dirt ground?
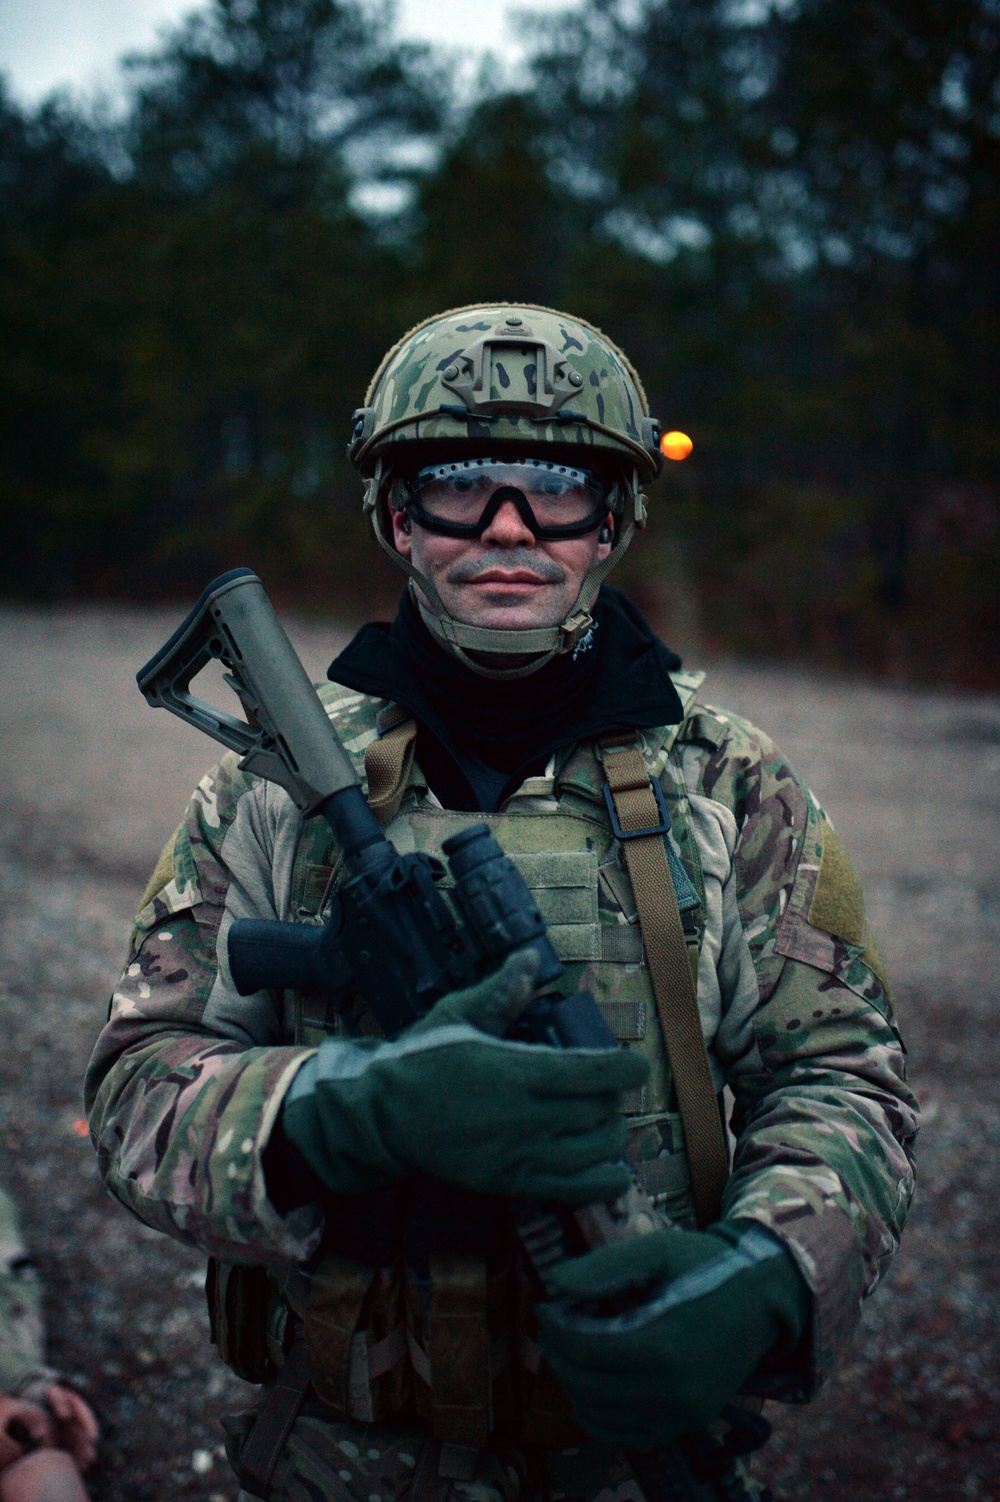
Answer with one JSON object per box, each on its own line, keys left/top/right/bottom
{"left": 0, "top": 603, "right": 997, "bottom": 1502}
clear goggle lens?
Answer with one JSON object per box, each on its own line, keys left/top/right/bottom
{"left": 405, "top": 457, "right": 608, "bottom": 538}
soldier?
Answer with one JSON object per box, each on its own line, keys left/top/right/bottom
{"left": 0, "top": 1185, "right": 97, "bottom": 1501}
{"left": 85, "top": 304, "right": 917, "bottom": 1502}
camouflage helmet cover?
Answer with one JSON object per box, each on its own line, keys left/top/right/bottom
{"left": 349, "top": 303, "right": 664, "bottom": 481}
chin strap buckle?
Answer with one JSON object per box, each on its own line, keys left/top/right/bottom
{"left": 558, "top": 611, "right": 594, "bottom": 652}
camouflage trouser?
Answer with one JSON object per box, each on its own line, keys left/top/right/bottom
{"left": 225, "top": 1402, "right": 769, "bottom": 1502}
{"left": 0, "top": 1185, "right": 49, "bottom": 1393}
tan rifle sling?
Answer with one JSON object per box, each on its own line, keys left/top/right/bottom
{"left": 599, "top": 736, "right": 729, "bottom": 1227}
{"left": 365, "top": 705, "right": 418, "bottom": 824}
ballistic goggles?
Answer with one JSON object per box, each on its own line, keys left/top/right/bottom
{"left": 402, "top": 457, "right": 611, "bottom": 540}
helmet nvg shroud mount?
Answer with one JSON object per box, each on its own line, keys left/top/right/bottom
{"left": 348, "top": 303, "right": 664, "bottom": 678}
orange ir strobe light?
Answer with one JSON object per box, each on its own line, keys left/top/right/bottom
{"left": 660, "top": 430, "right": 693, "bottom": 461}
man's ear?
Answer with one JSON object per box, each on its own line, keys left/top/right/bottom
{"left": 391, "top": 506, "right": 412, "bottom": 556}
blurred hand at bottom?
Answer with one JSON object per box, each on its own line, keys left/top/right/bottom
{"left": 0, "top": 1448, "right": 90, "bottom": 1502}
{"left": 37, "top": 1389, "right": 97, "bottom": 1473}
{"left": 0, "top": 1386, "right": 97, "bottom": 1502}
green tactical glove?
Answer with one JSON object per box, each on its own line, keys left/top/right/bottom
{"left": 282, "top": 951, "right": 649, "bottom": 1205}
{"left": 537, "top": 1220, "right": 812, "bottom": 1449}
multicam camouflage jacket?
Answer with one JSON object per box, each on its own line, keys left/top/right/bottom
{"left": 85, "top": 668, "right": 917, "bottom": 1407}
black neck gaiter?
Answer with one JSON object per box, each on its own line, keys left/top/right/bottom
{"left": 329, "top": 586, "right": 684, "bottom": 812}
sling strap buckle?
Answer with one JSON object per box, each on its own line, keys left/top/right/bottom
{"left": 600, "top": 744, "right": 701, "bottom": 916}
{"left": 603, "top": 773, "right": 671, "bottom": 842}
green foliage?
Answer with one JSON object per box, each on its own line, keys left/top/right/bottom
{"left": 0, "top": 0, "right": 997, "bottom": 680}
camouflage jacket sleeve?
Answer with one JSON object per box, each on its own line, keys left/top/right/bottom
{"left": 0, "top": 1185, "right": 56, "bottom": 1393}
{"left": 675, "top": 706, "right": 918, "bottom": 1397}
{"left": 84, "top": 755, "right": 323, "bottom": 1267}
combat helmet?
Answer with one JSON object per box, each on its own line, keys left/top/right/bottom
{"left": 348, "top": 302, "right": 664, "bottom": 677}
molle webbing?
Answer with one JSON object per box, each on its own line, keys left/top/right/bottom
{"left": 306, "top": 1255, "right": 375, "bottom": 1414}
{"left": 237, "top": 1336, "right": 312, "bottom": 1498}
{"left": 599, "top": 737, "right": 729, "bottom": 1227}
{"left": 427, "top": 1254, "right": 492, "bottom": 1447}
{"left": 363, "top": 708, "right": 725, "bottom": 1225}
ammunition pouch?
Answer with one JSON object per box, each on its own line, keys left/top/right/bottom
{"left": 206, "top": 1259, "right": 275, "bottom": 1386}
{"left": 207, "top": 1176, "right": 586, "bottom": 1447}
{"left": 300, "top": 1244, "right": 583, "bottom": 1447}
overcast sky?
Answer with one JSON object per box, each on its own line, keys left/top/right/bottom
{"left": 0, "top": 0, "right": 580, "bottom": 104}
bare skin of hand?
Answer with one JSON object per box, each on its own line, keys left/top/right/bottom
{"left": 0, "top": 1388, "right": 98, "bottom": 1473}
{"left": 42, "top": 1388, "right": 98, "bottom": 1472}
{"left": 0, "top": 1399, "right": 50, "bottom": 1473}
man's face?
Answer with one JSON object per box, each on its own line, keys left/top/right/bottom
{"left": 391, "top": 457, "right": 614, "bottom": 631}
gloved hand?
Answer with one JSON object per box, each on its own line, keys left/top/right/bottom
{"left": 536, "top": 1219, "right": 812, "bottom": 1448}
{"left": 282, "top": 951, "right": 649, "bottom": 1205}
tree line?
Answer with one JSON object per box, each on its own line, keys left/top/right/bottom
{"left": 1, "top": 0, "right": 997, "bottom": 683}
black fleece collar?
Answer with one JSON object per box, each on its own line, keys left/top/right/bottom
{"left": 328, "top": 586, "right": 683, "bottom": 812}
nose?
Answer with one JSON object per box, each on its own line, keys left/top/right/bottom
{"left": 479, "top": 494, "right": 536, "bottom": 547}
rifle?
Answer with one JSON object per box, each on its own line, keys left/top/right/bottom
{"left": 138, "top": 568, "right": 769, "bottom": 1501}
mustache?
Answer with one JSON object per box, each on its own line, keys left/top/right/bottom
{"left": 446, "top": 549, "right": 566, "bottom": 585}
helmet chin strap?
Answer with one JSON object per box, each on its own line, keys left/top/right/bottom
{"left": 412, "top": 593, "right": 560, "bottom": 680}
{"left": 364, "top": 462, "right": 643, "bottom": 681}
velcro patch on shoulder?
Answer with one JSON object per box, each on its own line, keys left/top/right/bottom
{"left": 136, "top": 827, "right": 178, "bottom": 916}
{"left": 859, "top": 922, "right": 894, "bottom": 1003}
{"left": 807, "top": 822, "right": 865, "bottom": 945}
{"left": 676, "top": 710, "right": 727, "bottom": 751}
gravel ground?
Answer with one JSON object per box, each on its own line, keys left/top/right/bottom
{"left": 0, "top": 604, "right": 997, "bottom": 1502}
